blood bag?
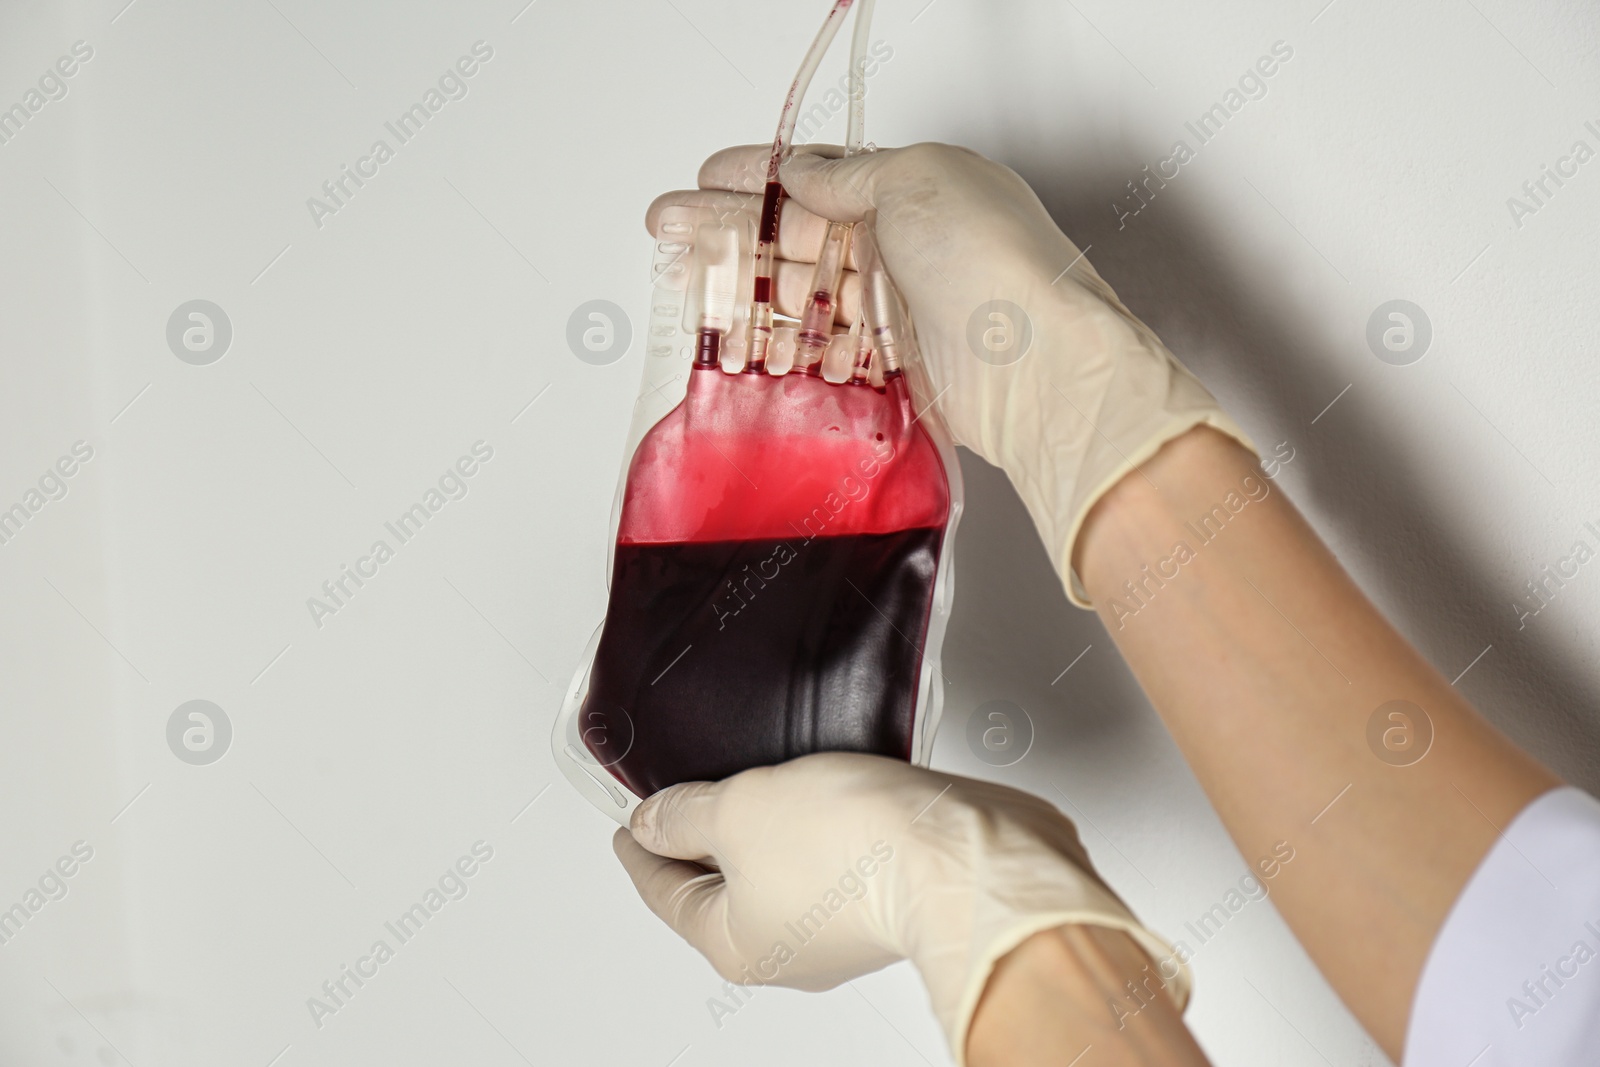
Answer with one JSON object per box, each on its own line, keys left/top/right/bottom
{"left": 552, "top": 205, "right": 962, "bottom": 823}
{"left": 552, "top": 0, "right": 961, "bottom": 824}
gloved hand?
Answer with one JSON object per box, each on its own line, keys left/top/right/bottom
{"left": 613, "top": 752, "right": 1190, "bottom": 1064}
{"left": 647, "top": 143, "right": 1253, "bottom": 605}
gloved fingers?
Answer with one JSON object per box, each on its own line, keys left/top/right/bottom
{"left": 777, "top": 150, "right": 889, "bottom": 224}
{"left": 644, "top": 188, "right": 759, "bottom": 238}
{"left": 646, "top": 189, "right": 858, "bottom": 270}
{"left": 695, "top": 143, "right": 894, "bottom": 228}
{"left": 696, "top": 143, "right": 845, "bottom": 194}
{"left": 631, "top": 779, "right": 730, "bottom": 862}
{"left": 613, "top": 828, "right": 737, "bottom": 965}
{"left": 613, "top": 825, "right": 711, "bottom": 888}
{"left": 774, "top": 259, "right": 861, "bottom": 325}
{"left": 772, "top": 205, "right": 860, "bottom": 270}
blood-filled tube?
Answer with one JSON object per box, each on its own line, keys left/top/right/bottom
{"left": 744, "top": 184, "right": 782, "bottom": 373}
{"left": 745, "top": 0, "right": 855, "bottom": 373}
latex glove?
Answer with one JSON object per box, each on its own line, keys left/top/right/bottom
{"left": 613, "top": 752, "right": 1190, "bottom": 1064}
{"left": 648, "top": 143, "right": 1253, "bottom": 605}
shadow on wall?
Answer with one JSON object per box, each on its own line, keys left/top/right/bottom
{"left": 938, "top": 139, "right": 1600, "bottom": 795}
{"left": 941, "top": 447, "right": 1120, "bottom": 743}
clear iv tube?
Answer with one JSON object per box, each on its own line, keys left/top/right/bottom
{"left": 745, "top": 0, "right": 856, "bottom": 373}
{"left": 796, "top": 0, "right": 877, "bottom": 375}
{"left": 842, "top": 0, "right": 877, "bottom": 384}
{"left": 769, "top": 0, "right": 856, "bottom": 174}
{"left": 845, "top": 0, "right": 874, "bottom": 154}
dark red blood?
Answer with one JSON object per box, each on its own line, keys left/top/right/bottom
{"left": 758, "top": 180, "right": 784, "bottom": 245}
{"left": 584, "top": 529, "right": 941, "bottom": 797}
{"left": 694, "top": 328, "right": 720, "bottom": 367}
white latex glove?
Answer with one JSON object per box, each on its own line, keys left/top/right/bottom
{"left": 649, "top": 143, "right": 1253, "bottom": 605}
{"left": 613, "top": 752, "right": 1190, "bottom": 1064}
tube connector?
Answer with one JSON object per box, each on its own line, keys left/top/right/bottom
{"left": 796, "top": 220, "right": 853, "bottom": 373}
{"left": 855, "top": 217, "right": 902, "bottom": 374}
{"left": 685, "top": 220, "right": 739, "bottom": 368}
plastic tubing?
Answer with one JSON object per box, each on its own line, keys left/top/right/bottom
{"left": 794, "top": 222, "right": 852, "bottom": 371}
{"left": 768, "top": 0, "right": 856, "bottom": 178}
{"left": 744, "top": 0, "right": 856, "bottom": 374}
{"left": 843, "top": 0, "right": 877, "bottom": 383}
{"left": 796, "top": 0, "right": 876, "bottom": 374}
{"left": 855, "top": 216, "right": 905, "bottom": 375}
{"left": 845, "top": 0, "right": 874, "bottom": 154}
{"left": 836, "top": 1, "right": 914, "bottom": 383}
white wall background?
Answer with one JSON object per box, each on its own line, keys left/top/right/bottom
{"left": 1, "top": 0, "right": 1596, "bottom": 1064}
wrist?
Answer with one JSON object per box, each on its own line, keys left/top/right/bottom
{"left": 966, "top": 924, "right": 1205, "bottom": 1067}
{"left": 1072, "top": 424, "right": 1265, "bottom": 607}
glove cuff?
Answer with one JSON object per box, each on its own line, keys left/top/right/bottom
{"left": 1060, "top": 407, "right": 1256, "bottom": 607}
{"left": 998, "top": 336, "right": 1257, "bottom": 610}
{"left": 926, "top": 905, "right": 1193, "bottom": 1067}
{"left": 904, "top": 835, "right": 1194, "bottom": 1067}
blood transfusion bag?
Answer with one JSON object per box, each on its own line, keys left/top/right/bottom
{"left": 552, "top": 0, "right": 962, "bottom": 823}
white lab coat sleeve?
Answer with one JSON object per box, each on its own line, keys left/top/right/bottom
{"left": 1403, "top": 786, "right": 1600, "bottom": 1067}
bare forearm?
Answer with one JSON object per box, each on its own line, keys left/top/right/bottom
{"left": 968, "top": 925, "right": 1211, "bottom": 1067}
{"left": 1069, "top": 426, "right": 1556, "bottom": 1057}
